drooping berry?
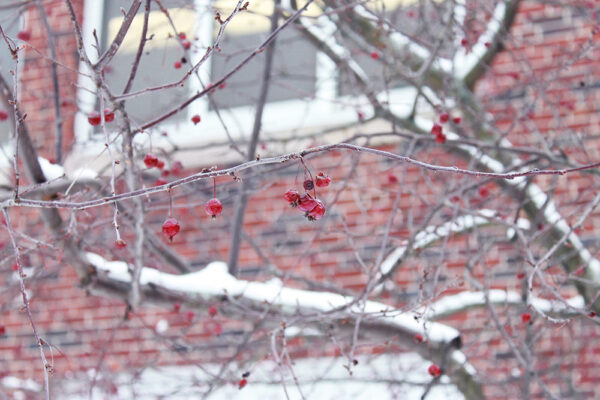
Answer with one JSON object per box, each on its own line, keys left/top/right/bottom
{"left": 315, "top": 172, "right": 331, "bottom": 188}
{"left": 589, "top": 311, "right": 597, "bottom": 318}
{"left": 521, "top": 312, "right": 531, "bottom": 324}
{"left": 388, "top": 173, "right": 398, "bottom": 184}
{"left": 156, "top": 159, "right": 165, "bottom": 170}
{"left": 174, "top": 61, "right": 182, "bottom": 69}
{"left": 439, "top": 112, "right": 450, "bottom": 123}
{"left": 370, "top": 51, "right": 379, "bottom": 60}
{"left": 115, "top": 239, "right": 127, "bottom": 248}
{"left": 435, "top": 133, "right": 446, "bottom": 144}
{"left": 171, "top": 161, "right": 184, "bottom": 175}
{"left": 87, "top": 111, "right": 101, "bottom": 126}
{"left": 103, "top": 108, "right": 115, "bottom": 122}
{"left": 238, "top": 379, "right": 248, "bottom": 389}
{"left": 219, "top": 83, "right": 227, "bottom": 89}
{"left": 297, "top": 192, "right": 318, "bottom": 212}
{"left": 306, "top": 199, "right": 325, "bottom": 221}
{"left": 284, "top": 189, "right": 300, "bottom": 207}
{"left": 208, "top": 305, "right": 218, "bottom": 317}
{"left": 179, "top": 32, "right": 186, "bottom": 40}
{"left": 162, "top": 217, "right": 181, "bottom": 240}
{"left": 303, "top": 179, "right": 314, "bottom": 191}
{"left": 17, "top": 30, "right": 31, "bottom": 41}
{"left": 154, "top": 178, "right": 167, "bottom": 186}
{"left": 182, "top": 40, "right": 191, "bottom": 50}
{"left": 452, "top": 116, "right": 462, "bottom": 124}
{"left": 0, "top": 110, "right": 8, "bottom": 121}
{"left": 428, "top": 364, "right": 441, "bottom": 378}
{"left": 205, "top": 198, "right": 223, "bottom": 218}
{"left": 191, "top": 114, "right": 201, "bottom": 125}
{"left": 161, "top": 170, "right": 169, "bottom": 177}
{"left": 414, "top": 333, "right": 424, "bottom": 343}
{"left": 144, "top": 153, "right": 159, "bottom": 168}
{"left": 431, "top": 123, "right": 442, "bottom": 136}
{"left": 461, "top": 38, "right": 469, "bottom": 47}
{"left": 478, "top": 185, "right": 490, "bottom": 198}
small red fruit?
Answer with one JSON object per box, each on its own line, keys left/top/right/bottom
{"left": 161, "top": 170, "right": 169, "bottom": 177}
{"left": 284, "top": 189, "right": 300, "bottom": 207}
{"left": 461, "top": 38, "right": 469, "bottom": 47}
{"left": 238, "top": 378, "right": 247, "bottom": 389}
{"left": 11, "top": 263, "right": 18, "bottom": 271}
{"left": 388, "top": 173, "right": 398, "bottom": 184}
{"left": 428, "top": 364, "right": 441, "bottom": 378}
{"left": 315, "top": 172, "right": 331, "bottom": 188}
{"left": 103, "top": 108, "right": 115, "bottom": 122}
{"left": 143, "top": 153, "right": 159, "bottom": 168}
{"left": 17, "top": 30, "right": 31, "bottom": 41}
{"left": 414, "top": 333, "right": 424, "bottom": 343}
{"left": 182, "top": 40, "right": 191, "bottom": 50}
{"left": 484, "top": 42, "right": 491, "bottom": 48}
{"left": 439, "top": 112, "right": 450, "bottom": 123}
{"left": 516, "top": 271, "right": 526, "bottom": 279}
{"left": 303, "top": 179, "right": 314, "bottom": 190}
{"left": 173, "top": 302, "right": 181, "bottom": 312}
{"left": 307, "top": 199, "right": 325, "bottom": 221}
{"left": 370, "top": 51, "right": 379, "bottom": 60}
{"left": 205, "top": 198, "right": 223, "bottom": 218}
{"left": 191, "top": 114, "right": 201, "bottom": 125}
{"left": 435, "top": 133, "right": 446, "bottom": 144}
{"left": 521, "top": 312, "right": 532, "bottom": 324}
{"left": 115, "top": 239, "right": 127, "bottom": 248}
{"left": 452, "top": 116, "right": 462, "bottom": 124}
{"left": 174, "top": 61, "right": 182, "bottom": 69}
{"left": 87, "top": 111, "right": 101, "bottom": 126}
{"left": 478, "top": 185, "right": 489, "bottom": 198}
{"left": 431, "top": 123, "right": 442, "bottom": 136}
{"left": 155, "top": 178, "right": 167, "bottom": 186}
{"left": 297, "top": 192, "right": 318, "bottom": 212}
{"left": 589, "top": 311, "right": 597, "bottom": 318}
{"left": 179, "top": 32, "right": 186, "bottom": 40}
{"left": 0, "top": 325, "right": 5, "bottom": 335}
{"left": 219, "top": 83, "right": 227, "bottom": 89}
{"left": 162, "top": 217, "right": 181, "bottom": 240}
{"left": 156, "top": 159, "right": 165, "bottom": 170}
{"left": 185, "top": 310, "right": 194, "bottom": 322}
{"left": 208, "top": 305, "right": 218, "bottom": 317}
{"left": 0, "top": 110, "right": 8, "bottom": 121}
{"left": 171, "top": 161, "right": 184, "bottom": 175}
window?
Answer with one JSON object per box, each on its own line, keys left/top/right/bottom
{"left": 0, "top": 4, "right": 21, "bottom": 144}
{"left": 75, "top": 0, "right": 422, "bottom": 157}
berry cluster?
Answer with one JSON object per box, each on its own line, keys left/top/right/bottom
{"left": 88, "top": 109, "right": 115, "bottom": 126}
{"left": 431, "top": 112, "right": 461, "bottom": 143}
{"left": 284, "top": 172, "right": 331, "bottom": 221}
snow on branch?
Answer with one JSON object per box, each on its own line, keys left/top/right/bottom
{"left": 85, "top": 252, "right": 460, "bottom": 347}
{"left": 421, "top": 290, "right": 585, "bottom": 320}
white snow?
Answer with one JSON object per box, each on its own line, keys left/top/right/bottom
{"left": 38, "top": 157, "right": 65, "bottom": 180}
{"left": 85, "top": 253, "right": 460, "bottom": 345}
{"left": 58, "top": 352, "right": 464, "bottom": 400}
{"left": 1, "top": 376, "right": 42, "bottom": 392}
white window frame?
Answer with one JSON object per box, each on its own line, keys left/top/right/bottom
{"left": 73, "top": 0, "right": 417, "bottom": 162}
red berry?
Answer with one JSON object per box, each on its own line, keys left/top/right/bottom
{"left": 174, "top": 61, "right": 182, "bottom": 69}
{"left": 155, "top": 178, "right": 167, "bottom": 186}
{"left": 297, "top": 192, "right": 318, "bottom": 212}
{"left": 162, "top": 217, "right": 181, "bottom": 240}
{"left": 208, "top": 305, "right": 218, "bottom": 317}
{"left": 182, "top": 40, "right": 191, "bottom": 50}
{"left": 185, "top": 310, "right": 194, "bottom": 322}
{"left": 103, "top": 108, "right": 115, "bottom": 122}
{"left": 284, "top": 189, "right": 300, "bottom": 207}
{"left": 205, "top": 198, "right": 223, "bottom": 218}
{"left": 414, "top": 333, "right": 424, "bottom": 343}
{"left": 388, "top": 173, "right": 398, "bottom": 184}
{"left": 461, "top": 38, "right": 469, "bottom": 47}
{"left": 171, "top": 161, "right": 184, "bottom": 175}
{"left": 0, "top": 325, "right": 5, "bottom": 335}
{"left": 589, "top": 311, "right": 597, "bottom": 318}
{"left": 87, "top": 111, "right": 101, "bottom": 126}
{"left": 452, "top": 116, "right": 462, "bottom": 124}
{"left": 478, "top": 185, "right": 489, "bottom": 198}
{"left": 179, "top": 32, "right": 186, "bottom": 40}
{"left": 315, "top": 172, "right": 331, "bottom": 188}
{"left": 357, "top": 111, "right": 365, "bottom": 120}
{"left": 430, "top": 123, "right": 442, "bottom": 135}
{"left": 143, "top": 153, "right": 159, "bottom": 168}
{"left": 516, "top": 271, "right": 526, "bottom": 279}
{"left": 428, "top": 364, "right": 441, "bottom": 377}
{"left": 484, "top": 42, "right": 491, "bottom": 48}
{"left": 0, "top": 110, "right": 8, "bottom": 121}
{"left": 307, "top": 199, "right": 325, "bottom": 221}
{"left": 219, "top": 83, "right": 227, "bottom": 89}
{"left": 370, "top": 51, "right": 379, "bottom": 60}
{"left": 238, "top": 378, "right": 247, "bottom": 389}
{"left": 191, "top": 114, "right": 201, "bottom": 125}
{"left": 156, "top": 159, "right": 165, "bottom": 170}
{"left": 521, "top": 312, "right": 532, "bottom": 324}
{"left": 115, "top": 239, "right": 127, "bottom": 248}
{"left": 173, "top": 302, "right": 181, "bottom": 312}
{"left": 439, "top": 112, "right": 450, "bottom": 123}
{"left": 17, "top": 30, "right": 31, "bottom": 41}
{"left": 161, "top": 170, "right": 170, "bottom": 177}
{"left": 11, "top": 263, "right": 18, "bottom": 271}
{"left": 303, "top": 179, "right": 314, "bottom": 190}
{"left": 435, "top": 133, "right": 446, "bottom": 143}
